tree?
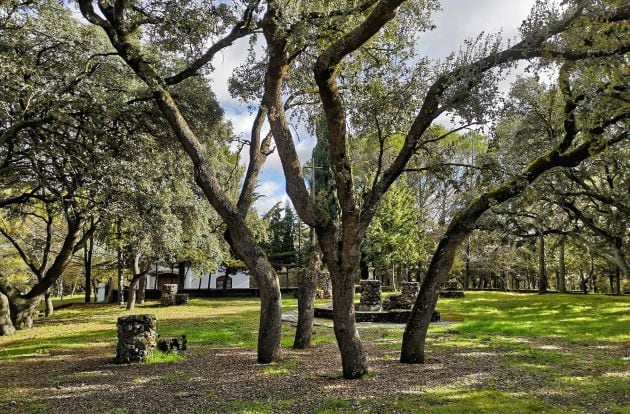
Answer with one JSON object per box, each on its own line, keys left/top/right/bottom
{"left": 402, "top": 1, "right": 630, "bottom": 361}
{"left": 0, "top": 2, "right": 126, "bottom": 328}
{"left": 259, "top": 0, "right": 629, "bottom": 377}
{"left": 78, "top": 0, "right": 283, "bottom": 363}
{"left": 68, "top": 0, "right": 629, "bottom": 378}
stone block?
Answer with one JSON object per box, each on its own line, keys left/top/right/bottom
{"left": 161, "top": 284, "right": 178, "bottom": 295}
{"left": 160, "top": 293, "right": 177, "bottom": 306}
{"left": 175, "top": 293, "right": 189, "bottom": 305}
{"left": 115, "top": 314, "right": 157, "bottom": 364}
{"left": 157, "top": 335, "right": 187, "bottom": 353}
{"left": 358, "top": 280, "right": 382, "bottom": 311}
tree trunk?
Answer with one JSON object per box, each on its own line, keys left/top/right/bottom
{"left": 105, "top": 277, "right": 114, "bottom": 303}
{"left": 44, "top": 289, "right": 54, "bottom": 317}
{"left": 538, "top": 234, "right": 547, "bottom": 294}
{"left": 293, "top": 248, "right": 320, "bottom": 349}
{"left": 117, "top": 252, "right": 124, "bottom": 306}
{"left": 83, "top": 226, "right": 93, "bottom": 303}
{"left": 178, "top": 262, "right": 186, "bottom": 289}
{"left": 330, "top": 266, "right": 367, "bottom": 378}
{"left": 615, "top": 266, "right": 621, "bottom": 295}
{"left": 117, "top": 220, "right": 124, "bottom": 306}
{"left": 464, "top": 235, "right": 471, "bottom": 290}
{"left": 401, "top": 233, "right": 462, "bottom": 363}
{"left": 255, "top": 274, "right": 282, "bottom": 363}
{"left": 9, "top": 296, "right": 42, "bottom": 330}
{"left": 0, "top": 292, "right": 15, "bottom": 336}
{"left": 558, "top": 236, "right": 566, "bottom": 293}
{"left": 138, "top": 274, "right": 146, "bottom": 304}
{"left": 126, "top": 280, "right": 137, "bottom": 310}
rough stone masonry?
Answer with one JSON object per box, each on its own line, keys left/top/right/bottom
{"left": 115, "top": 314, "right": 157, "bottom": 363}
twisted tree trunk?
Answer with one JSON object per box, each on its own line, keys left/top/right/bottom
{"left": 9, "top": 295, "right": 42, "bottom": 330}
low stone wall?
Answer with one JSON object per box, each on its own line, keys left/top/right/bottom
{"left": 314, "top": 305, "right": 441, "bottom": 323}
{"left": 440, "top": 290, "right": 465, "bottom": 298}
{"left": 115, "top": 314, "right": 157, "bottom": 363}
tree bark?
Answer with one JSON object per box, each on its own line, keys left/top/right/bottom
{"left": 0, "top": 292, "right": 15, "bottom": 336}
{"left": 126, "top": 280, "right": 138, "bottom": 311}
{"left": 464, "top": 235, "right": 471, "bottom": 290}
{"left": 44, "top": 289, "right": 54, "bottom": 317}
{"left": 9, "top": 295, "right": 42, "bottom": 330}
{"left": 330, "top": 265, "right": 366, "bottom": 378}
{"left": 293, "top": 248, "right": 320, "bottom": 349}
{"left": 178, "top": 262, "right": 186, "bottom": 289}
{"left": 138, "top": 274, "right": 146, "bottom": 304}
{"left": 127, "top": 254, "right": 151, "bottom": 310}
{"left": 83, "top": 223, "right": 94, "bottom": 303}
{"left": 538, "top": 234, "right": 547, "bottom": 294}
{"left": 401, "top": 232, "right": 463, "bottom": 363}
{"left": 117, "top": 220, "right": 124, "bottom": 306}
{"left": 558, "top": 236, "right": 567, "bottom": 293}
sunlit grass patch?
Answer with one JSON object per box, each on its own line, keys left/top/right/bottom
{"left": 145, "top": 350, "right": 184, "bottom": 364}
{"left": 390, "top": 388, "right": 561, "bottom": 414}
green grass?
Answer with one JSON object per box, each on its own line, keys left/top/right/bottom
{"left": 440, "top": 291, "right": 629, "bottom": 343}
{"left": 1, "top": 292, "right": 628, "bottom": 413}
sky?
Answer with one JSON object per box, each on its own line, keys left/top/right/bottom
{"left": 206, "top": 0, "right": 539, "bottom": 214}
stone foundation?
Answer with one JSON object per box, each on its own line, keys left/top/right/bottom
{"left": 400, "top": 282, "right": 420, "bottom": 301}
{"left": 115, "top": 314, "right": 157, "bottom": 363}
{"left": 175, "top": 293, "right": 190, "bottom": 305}
{"left": 440, "top": 290, "right": 465, "bottom": 298}
{"left": 357, "top": 280, "right": 382, "bottom": 311}
{"left": 440, "top": 281, "right": 465, "bottom": 298}
{"left": 314, "top": 305, "right": 441, "bottom": 323}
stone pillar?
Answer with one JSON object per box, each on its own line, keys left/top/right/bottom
{"left": 400, "top": 282, "right": 420, "bottom": 303}
{"left": 160, "top": 284, "right": 178, "bottom": 306}
{"left": 316, "top": 271, "right": 332, "bottom": 299}
{"left": 115, "top": 314, "right": 157, "bottom": 363}
{"left": 357, "top": 280, "right": 382, "bottom": 311}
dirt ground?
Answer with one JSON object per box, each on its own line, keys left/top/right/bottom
{"left": 2, "top": 327, "right": 628, "bottom": 413}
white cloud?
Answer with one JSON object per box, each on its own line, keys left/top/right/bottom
{"left": 253, "top": 180, "right": 289, "bottom": 214}
{"left": 421, "top": 0, "right": 536, "bottom": 58}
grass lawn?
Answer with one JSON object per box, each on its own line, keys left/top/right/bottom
{"left": 0, "top": 291, "right": 628, "bottom": 413}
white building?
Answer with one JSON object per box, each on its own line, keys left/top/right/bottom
{"left": 144, "top": 265, "right": 250, "bottom": 290}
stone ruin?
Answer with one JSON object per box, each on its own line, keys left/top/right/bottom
{"left": 115, "top": 314, "right": 157, "bottom": 364}
{"left": 383, "top": 281, "right": 420, "bottom": 311}
{"left": 440, "top": 281, "right": 465, "bottom": 298}
{"left": 157, "top": 335, "right": 187, "bottom": 353}
{"left": 316, "top": 271, "right": 332, "bottom": 299}
{"left": 160, "top": 284, "right": 190, "bottom": 306}
{"left": 357, "top": 280, "right": 382, "bottom": 311}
